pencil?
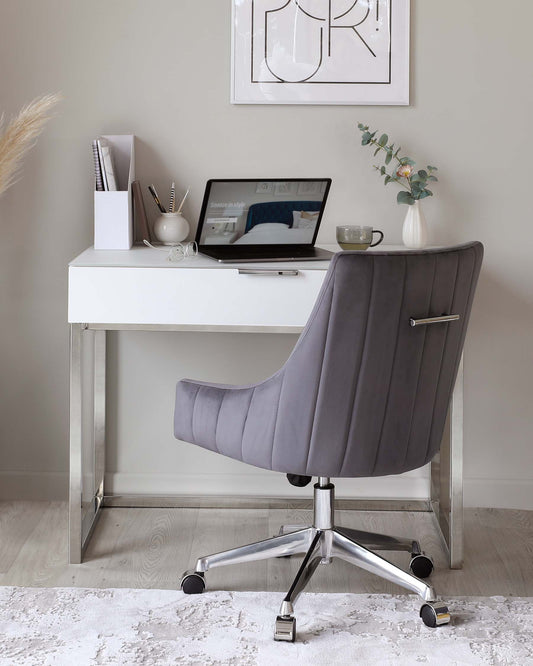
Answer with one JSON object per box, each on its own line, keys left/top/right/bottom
{"left": 177, "top": 187, "right": 190, "bottom": 214}
{"left": 148, "top": 184, "right": 166, "bottom": 213}
{"left": 169, "top": 181, "right": 176, "bottom": 213}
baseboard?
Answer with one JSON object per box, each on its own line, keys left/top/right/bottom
{"left": 105, "top": 470, "right": 430, "bottom": 500}
{"left": 464, "top": 478, "right": 533, "bottom": 510}
{"left": 0, "top": 471, "right": 68, "bottom": 501}
{"left": 1, "top": 471, "right": 531, "bottom": 511}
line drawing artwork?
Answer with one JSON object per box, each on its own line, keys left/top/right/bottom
{"left": 251, "top": 0, "right": 391, "bottom": 84}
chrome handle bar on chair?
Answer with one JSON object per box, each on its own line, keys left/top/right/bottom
{"left": 409, "top": 314, "right": 460, "bottom": 327}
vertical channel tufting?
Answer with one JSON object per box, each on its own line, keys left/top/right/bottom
{"left": 270, "top": 371, "right": 285, "bottom": 470}
{"left": 240, "top": 387, "right": 255, "bottom": 462}
{"left": 420, "top": 251, "right": 460, "bottom": 464}
{"left": 213, "top": 391, "right": 226, "bottom": 454}
{"left": 338, "top": 260, "right": 375, "bottom": 476}
{"left": 424, "top": 245, "right": 477, "bottom": 464}
{"left": 173, "top": 243, "right": 483, "bottom": 479}
{"left": 339, "top": 256, "right": 406, "bottom": 477}
{"left": 270, "top": 262, "right": 337, "bottom": 475}
{"left": 401, "top": 254, "right": 436, "bottom": 468}
{"left": 303, "top": 270, "right": 337, "bottom": 473}
{"left": 190, "top": 385, "right": 202, "bottom": 443}
{"left": 369, "top": 256, "right": 408, "bottom": 476}
{"left": 371, "top": 253, "right": 437, "bottom": 475}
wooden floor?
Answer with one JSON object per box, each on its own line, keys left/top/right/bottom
{"left": 1, "top": 502, "right": 532, "bottom": 597}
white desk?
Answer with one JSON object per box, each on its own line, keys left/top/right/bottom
{"left": 68, "top": 245, "right": 463, "bottom": 568}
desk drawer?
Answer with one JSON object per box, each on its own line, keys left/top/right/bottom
{"left": 68, "top": 266, "right": 328, "bottom": 331}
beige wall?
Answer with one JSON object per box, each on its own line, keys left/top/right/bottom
{"left": 1, "top": 1, "right": 532, "bottom": 508}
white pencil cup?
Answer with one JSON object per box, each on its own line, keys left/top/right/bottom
{"left": 153, "top": 213, "right": 190, "bottom": 245}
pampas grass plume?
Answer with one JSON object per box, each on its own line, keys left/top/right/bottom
{"left": 0, "top": 93, "right": 62, "bottom": 197}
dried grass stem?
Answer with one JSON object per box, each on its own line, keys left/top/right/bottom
{"left": 0, "top": 93, "right": 62, "bottom": 196}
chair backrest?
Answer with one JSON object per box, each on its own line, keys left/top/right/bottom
{"left": 272, "top": 243, "right": 483, "bottom": 478}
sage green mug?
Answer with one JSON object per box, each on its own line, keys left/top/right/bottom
{"left": 336, "top": 225, "right": 384, "bottom": 250}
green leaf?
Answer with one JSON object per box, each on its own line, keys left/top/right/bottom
{"left": 361, "top": 132, "right": 372, "bottom": 145}
{"left": 397, "top": 191, "right": 415, "bottom": 205}
{"left": 427, "top": 175, "right": 438, "bottom": 181}
{"left": 384, "top": 175, "right": 391, "bottom": 185}
{"left": 427, "top": 165, "right": 438, "bottom": 171}
{"left": 410, "top": 173, "right": 423, "bottom": 182}
{"left": 417, "top": 169, "right": 428, "bottom": 179}
{"left": 378, "top": 133, "right": 388, "bottom": 147}
{"left": 385, "top": 150, "right": 393, "bottom": 165}
{"left": 374, "top": 147, "right": 381, "bottom": 156}
{"left": 400, "top": 157, "right": 416, "bottom": 166}
{"left": 418, "top": 189, "right": 433, "bottom": 199}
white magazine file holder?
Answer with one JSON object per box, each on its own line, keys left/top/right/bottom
{"left": 94, "top": 134, "right": 135, "bottom": 250}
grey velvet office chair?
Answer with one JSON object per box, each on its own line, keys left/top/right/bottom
{"left": 175, "top": 243, "right": 483, "bottom": 642}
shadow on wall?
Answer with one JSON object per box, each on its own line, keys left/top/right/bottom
{"left": 465, "top": 265, "right": 533, "bottom": 473}
{"left": 133, "top": 137, "right": 196, "bottom": 242}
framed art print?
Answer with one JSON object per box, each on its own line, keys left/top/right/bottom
{"left": 231, "top": 0, "right": 410, "bottom": 105}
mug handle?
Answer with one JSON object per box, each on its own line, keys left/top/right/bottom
{"left": 370, "top": 230, "right": 384, "bottom": 247}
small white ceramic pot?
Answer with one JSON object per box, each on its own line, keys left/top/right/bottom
{"left": 153, "top": 213, "right": 190, "bottom": 245}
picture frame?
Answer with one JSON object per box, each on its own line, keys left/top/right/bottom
{"left": 274, "top": 181, "right": 298, "bottom": 196}
{"left": 231, "top": 0, "right": 410, "bottom": 106}
{"left": 255, "top": 181, "right": 274, "bottom": 194}
{"left": 297, "top": 181, "right": 322, "bottom": 195}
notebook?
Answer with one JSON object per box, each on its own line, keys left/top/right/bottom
{"left": 195, "top": 178, "right": 333, "bottom": 262}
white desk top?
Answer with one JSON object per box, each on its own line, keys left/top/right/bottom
{"left": 69, "top": 245, "right": 336, "bottom": 271}
{"left": 67, "top": 244, "right": 410, "bottom": 328}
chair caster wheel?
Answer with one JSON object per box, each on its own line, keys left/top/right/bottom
{"left": 274, "top": 615, "right": 296, "bottom": 642}
{"left": 420, "top": 602, "right": 450, "bottom": 627}
{"left": 410, "top": 553, "right": 434, "bottom": 578}
{"left": 181, "top": 571, "right": 205, "bottom": 594}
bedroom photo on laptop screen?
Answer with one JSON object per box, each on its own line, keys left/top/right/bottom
{"left": 197, "top": 179, "right": 331, "bottom": 246}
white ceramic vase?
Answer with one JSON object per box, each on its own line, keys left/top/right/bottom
{"left": 402, "top": 200, "right": 428, "bottom": 249}
{"left": 153, "top": 213, "right": 189, "bottom": 245}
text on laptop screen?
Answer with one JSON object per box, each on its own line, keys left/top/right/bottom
{"left": 197, "top": 180, "right": 329, "bottom": 246}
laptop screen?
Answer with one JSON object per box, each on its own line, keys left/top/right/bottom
{"left": 196, "top": 179, "right": 331, "bottom": 247}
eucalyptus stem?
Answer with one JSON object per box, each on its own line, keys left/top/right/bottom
{"left": 373, "top": 166, "right": 410, "bottom": 191}
{"left": 357, "top": 122, "right": 438, "bottom": 206}
{"left": 367, "top": 137, "right": 405, "bottom": 168}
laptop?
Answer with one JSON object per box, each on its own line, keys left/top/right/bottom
{"left": 195, "top": 178, "right": 333, "bottom": 262}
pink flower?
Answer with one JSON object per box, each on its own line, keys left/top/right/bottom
{"left": 396, "top": 165, "right": 413, "bottom": 178}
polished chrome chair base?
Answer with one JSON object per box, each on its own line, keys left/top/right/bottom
{"left": 181, "top": 477, "right": 451, "bottom": 641}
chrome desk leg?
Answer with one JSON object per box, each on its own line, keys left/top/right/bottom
{"left": 431, "top": 353, "right": 464, "bottom": 569}
{"left": 69, "top": 323, "right": 83, "bottom": 564}
{"left": 93, "top": 329, "right": 106, "bottom": 518}
{"left": 449, "top": 353, "right": 464, "bottom": 568}
{"left": 69, "top": 325, "right": 106, "bottom": 564}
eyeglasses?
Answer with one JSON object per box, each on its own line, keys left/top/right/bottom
{"left": 143, "top": 240, "right": 198, "bottom": 262}
{"left": 167, "top": 241, "right": 198, "bottom": 262}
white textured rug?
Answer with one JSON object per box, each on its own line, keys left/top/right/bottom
{"left": 1, "top": 587, "right": 532, "bottom": 665}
